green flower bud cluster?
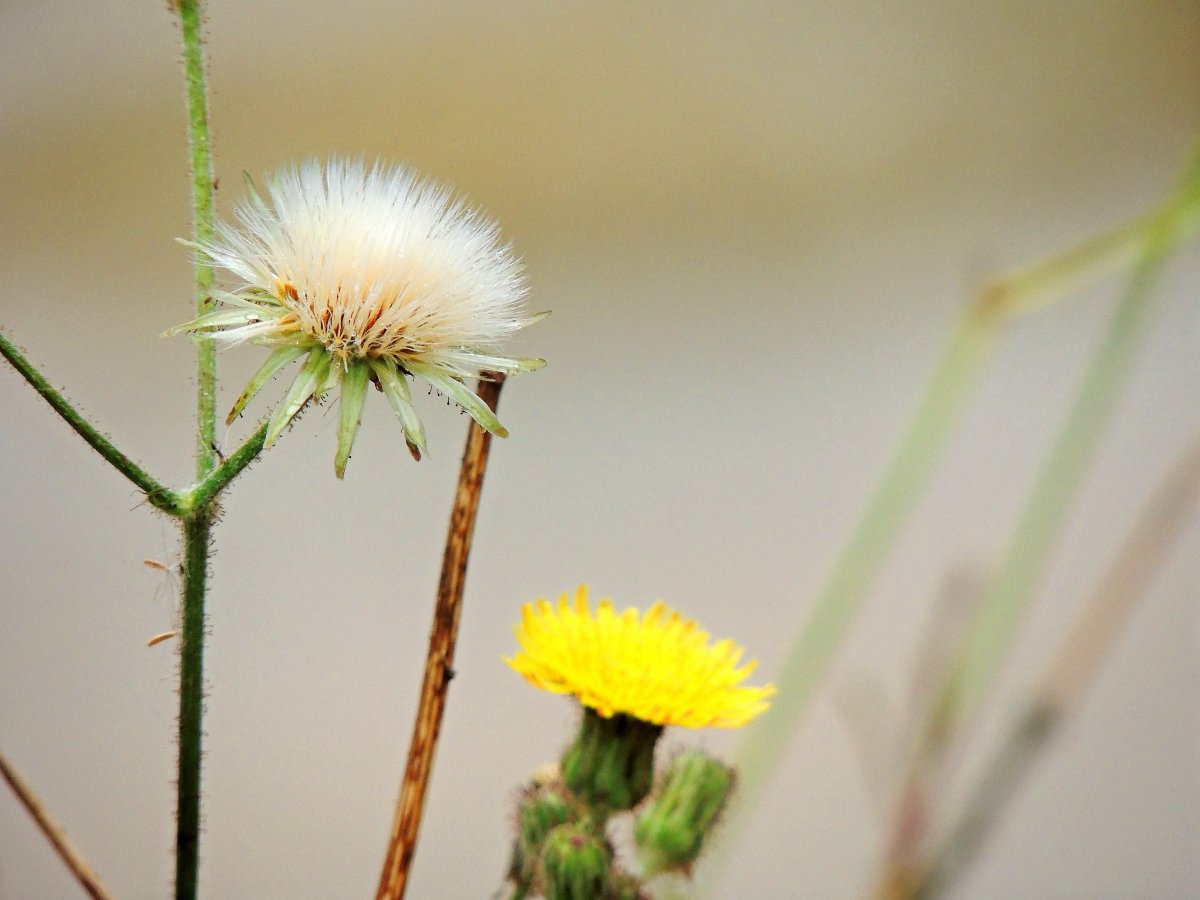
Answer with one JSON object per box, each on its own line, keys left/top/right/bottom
{"left": 501, "top": 711, "right": 736, "bottom": 898}
{"left": 509, "top": 782, "right": 577, "bottom": 888}
{"left": 505, "top": 779, "right": 631, "bottom": 900}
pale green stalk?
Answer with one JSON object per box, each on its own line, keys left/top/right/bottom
{"left": 732, "top": 311, "right": 997, "bottom": 807}
{"left": 704, "top": 141, "right": 1200, "bottom": 890}
{"left": 931, "top": 159, "right": 1200, "bottom": 737}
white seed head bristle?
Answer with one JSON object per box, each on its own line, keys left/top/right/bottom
{"left": 201, "top": 158, "right": 528, "bottom": 365}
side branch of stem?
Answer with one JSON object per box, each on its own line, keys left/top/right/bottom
{"left": 182, "top": 422, "right": 269, "bottom": 512}
{"left": 0, "top": 330, "right": 182, "bottom": 515}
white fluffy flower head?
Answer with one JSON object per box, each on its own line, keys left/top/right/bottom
{"left": 168, "top": 158, "right": 545, "bottom": 476}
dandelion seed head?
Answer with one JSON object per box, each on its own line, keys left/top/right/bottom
{"left": 166, "top": 157, "right": 545, "bottom": 475}
{"left": 205, "top": 158, "right": 528, "bottom": 367}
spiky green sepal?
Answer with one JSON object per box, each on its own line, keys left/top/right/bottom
{"left": 407, "top": 360, "right": 509, "bottom": 438}
{"left": 369, "top": 358, "right": 428, "bottom": 461}
{"left": 334, "top": 361, "right": 370, "bottom": 478}
{"left": 227, "top": 346, "right": 308, "bottom": 424}
{"left": 161, "top": 307, "right": 270, "bottom": 338}
{"left": 265, "top": 347, "right": 331, "bottom": 448}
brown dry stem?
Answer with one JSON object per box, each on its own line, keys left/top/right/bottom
{"left": 375, "top": 373, "right": 507, "bottom": 900}
{"left": 0, "top": 750, "right": 115, "bottom": 900}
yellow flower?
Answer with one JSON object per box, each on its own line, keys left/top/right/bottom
{"left": 506, "top": 586, "right": 776, "bottom": 729}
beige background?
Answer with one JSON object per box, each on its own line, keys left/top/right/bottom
{"left": 2, "top": 2, "right": 1199, "bottom": 898}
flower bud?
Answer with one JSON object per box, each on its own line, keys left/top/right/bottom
{"left": 540, "top": 823, "right": 612, "bottom": 900}
{"left": 561, "top": 708, "right": 663, "bottom": 811}
{"left": 510, "top": 781, "right": 576, "bottom": 883}
{"left": 635, "top": 750, "right": 735, "bottom": 874}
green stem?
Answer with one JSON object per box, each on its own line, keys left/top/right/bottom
{"left": 176, "top": 0, "right": 219, "bottom": 480}
{"left": 980, "top": 191, "right": 1200, "bottom": 321}
{"left": 0, "top": 330, "right": 182, "bottom": 515}
{"left": 175, "top": 509, "right": 212, "bottom": 900}
{"left": 933, "top": 208, "right": 1184, "bottom": 733}
{"left": 181, "top": 422, "right": 269, "bottom": 513}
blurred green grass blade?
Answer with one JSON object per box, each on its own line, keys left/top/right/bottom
{"left": 934, "top": 194, "right": 1189, "bottom": 735}
{"left": 703, "top": 138, "right": 1200, "bottom": 892}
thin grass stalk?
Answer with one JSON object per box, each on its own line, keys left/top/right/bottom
{"left": 732, "top": 311, "right": 997, "bottom": 811}
{"left": 931, "top": 186, "right": 1192, "bottom": 738}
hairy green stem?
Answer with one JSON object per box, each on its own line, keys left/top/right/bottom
{"left": 173, "top": 4, "right": 220, "bottom": 899}
{"left": 0, "top": 330, "right": 182, "bottom": 515}
{"left": 176, "top": 0, "right": 219, "bottom": 480}
{"left": 175, "top": 509, "right": 212, "bottom": 900}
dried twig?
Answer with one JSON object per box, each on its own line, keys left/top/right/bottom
{"left": 0, "top": 749, "right": 115, "bottom": 900}
{"left": 375, "top": 374, "right": 506, "bottom": 900}
{"left": 869, "top": 572, "right": 987, "bottom": 900}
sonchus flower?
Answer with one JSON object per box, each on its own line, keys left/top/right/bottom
{"left": 506, "top": 586, "right": 775, "bottom": 809}
{"left": 166, "top": 157, "right": 544, "bottom": 476}
{"left": 507, "top": 585, "right": 776, "bottom": 729}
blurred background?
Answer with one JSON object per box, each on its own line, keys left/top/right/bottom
{"left": 2, "top": 2, "right": 1199, "bottom": 898}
